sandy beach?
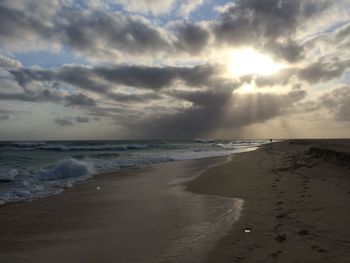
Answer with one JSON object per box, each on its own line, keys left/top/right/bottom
{"left": 1, "top": 140, "right": 350, "bottom": 263}
{"left": 0, "top": 157, "right": 241, "bottom": 263}
{"left": 188, "top": 139, "right": 350, "bottom": 262}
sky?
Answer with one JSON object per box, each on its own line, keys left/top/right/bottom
{"left": 0, "top": 0, "right": 349, "bottom": 140}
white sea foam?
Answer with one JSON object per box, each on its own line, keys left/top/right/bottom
{"left": 0, "top": 169, "right": 18, "bottom": 182}
{"left": 0, "top": 140, "right": 267, "bottom": 205}
{"left": 12, "top": 141, "right": 46, "bottom": 147}
{"left": 18, "top": 143, "right": 149, "bottom": 151}
{"left": 38, "top": 159, "right": 93, "bottom": 180}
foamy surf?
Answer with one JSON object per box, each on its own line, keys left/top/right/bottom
{"left": 0, "top": 140, "right": 267, "bottom": 204}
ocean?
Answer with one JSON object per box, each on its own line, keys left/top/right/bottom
{"left": 0, "top": 139, "right": 267, "bottom": 204}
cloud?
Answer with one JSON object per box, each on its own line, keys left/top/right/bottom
{"left": 127, "top": 88, "right": 307, "bottom": 138}
{"left": 0, "top": 0, "right": 348, "bottom": 139}
{"left": 0, "top": 1, "right": 171, "bottom": 59}
{"left": 0, "top": 55, "right": 22, "bottom": 70}
{"left": 54, "top": 117, "right": 73, "bottom": 126}
{"left": 212, "top": 0, "right": 331, "bottom": 61}
{"left": 9, "top": 63, "right": 225, "bottom": 92}
{"left": 65, "top": 93, "right": 96, "bottom": 107}
{"left": 0, "top": 115, "right": 10, "bottom": 121}
{"left": 59, "top": 10, "right": 170, "bottom": 60}
{"left": 54, "top": 116, "right": 92, "bottom": 126}
{"left": 115, "top": 0, "right": 176, "bottom": 15}
{"left": 298, "top": 58, "right": 350, "bottom": 84}
{"left": 320, "top": 86, "right": 350, "bottom": 121}
{"left": 178, "top": 0, "right": 204, "bottom": 18}
{"left": 0, "top": 88, "right": 96, "bottom": 108}
{"left": 76, "top": 116, "right": 90, "bottom": 123}
{"left": 0, "top": 0, "right": 337, "bottom": 63}
{"left": 174, "top": 23, "right": 210, "bottom": 54}
{"left": 0, "top": 2, "right": 59, "bottom": 52}
{"left": 108, "top": 92, "right": 162, "bottom": 103}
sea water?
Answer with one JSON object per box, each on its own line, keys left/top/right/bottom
{"left": 0, "top": 139, "right": 267, "bottom": 204}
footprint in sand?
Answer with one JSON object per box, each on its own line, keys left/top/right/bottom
{"left": 276, "top": 213, "right": 287, "bottom": 219}
{"left": 234, "top": 256, "right": 244, "bottom": 262}
{"left": 275, "top": 233, "right": 287, "bottom": 242}
{"left": 298, "top": 229, "right": 309, "bottom": 236}
{"left": 271, "top": 250, "right": 282, "bottom": 258}
{"left": 310, "top": 245, "right": 328, "bottom": 253}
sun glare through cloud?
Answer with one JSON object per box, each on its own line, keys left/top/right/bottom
{"left": 227, "top": 49, "right": 285, "bottom": 77}
{"left": 235, "top": 81, "right": 257, "bottom": 94}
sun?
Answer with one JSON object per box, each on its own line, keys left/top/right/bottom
{"left": 227, "top": 49, "right": 285, "bottom": 77}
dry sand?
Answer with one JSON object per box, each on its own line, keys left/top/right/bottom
{"left": 187, "top": 139, "right": 350, "bottom": 263}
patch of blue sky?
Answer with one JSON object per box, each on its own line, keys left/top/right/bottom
{"left": 189, "top": 0, "right": 232, "bottom": 22}
{"left": 337, "top": 70, "right": 350, "bottom": 84}
{"left": 12, "top": 49, "right": 87, "bottom": 69}
{"left": 322, "top": 20, "right": 350, "bottom": 35}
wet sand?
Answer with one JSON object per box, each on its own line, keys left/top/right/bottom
{"left": 187, "top": 139, "right": 350, "bottom": 263}
{"left": 0, "top": 157, "right": 242, "bottom": 263}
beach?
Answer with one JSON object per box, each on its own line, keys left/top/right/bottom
{"left": 1, "top": 140, "right": 350, "bottom": 263}
{"left": 188, "top": 139, "right": 350, "bottom": 262}
{"left": 0, "top": 157, "right": 241, "bottom": 263}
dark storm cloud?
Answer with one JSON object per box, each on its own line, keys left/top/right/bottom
{"left": 54, "top": 116, "right": 92, "bottom": 126}
{"left": 94, "top": 66, "right": 177, "bottom": 90}
{"left": 54, "top": 117, "right": 73, "bottom": 126}
{"left": 0, "top": 115, "right": 10, "bottom": 121}
{"left": 65, "top": 93, "right": 96, "bottom": 107}
{"left": 174, "top": 23, "right": 210, "bottom": 54}
{"left": 0, "top": 89, "right": 96, "bottom": 107}
{"left": 9, "top": 63, "right": 223, "bottom": 92}
{"left": 0, "top": 3, "right": 55, "bottom": 49}
{"left": 128, "top": 88, "right": 306, "bottom": 138}
{"left": 240, "top": 68, "right": 297, "bottom": 88}
{"left": 0, "top": 1, "right": 171, "bottom": 56}
{"left": 0, "top": 1, "right": 213, "bottom": 57}
{"left": 93, "top": 63, "right": 220, "bottom": 90}
{"left": 56, "top": 66, "right": 109, "bottom": 93}
{"left": 320, "top": 86, "right": 350, "bottom": 122}
{"left": 9, "top": 68, "right": 54, "bottom": 90}
{"left": 213, "top": 0, "right": 330, "bottom": 61}
{"left": 0, "top": 0, "right": 336, "bottom": 62}
{"left": 76, "top": 116, "right": 90, "bottom": 123}
{"left": 58, "top": 10, "right": 170, "bottom": 57}
{"left": 298, "top": 58, "right": 350, "bottom": 84}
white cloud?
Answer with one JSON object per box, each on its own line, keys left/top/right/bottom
{"left": 178, "top": 0, "right": 204, "bottom": 18}
{"left": 115, "top": 0, "right": 176, "bottom": 15}
{"left": 214, "top": 2, "right": 236, "bottom": 14}
{"left": 0, "top": 55, "right": 22, "bottom": 70}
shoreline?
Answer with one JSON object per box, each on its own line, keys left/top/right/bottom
{"left": 0, "top": 144, "right": 258, "bottom": 206}
{"left": 0, "top": 156, "right": 240, "bottom": 263}
{"left": 187, "top": 139, "right": 350, "bottom": 262}
{"left": 1, "top": 140, "right": 349, "bottom": 262}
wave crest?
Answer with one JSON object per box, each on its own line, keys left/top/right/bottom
{"left": 38, "top": 159, "right": 93, "bottom": 180}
